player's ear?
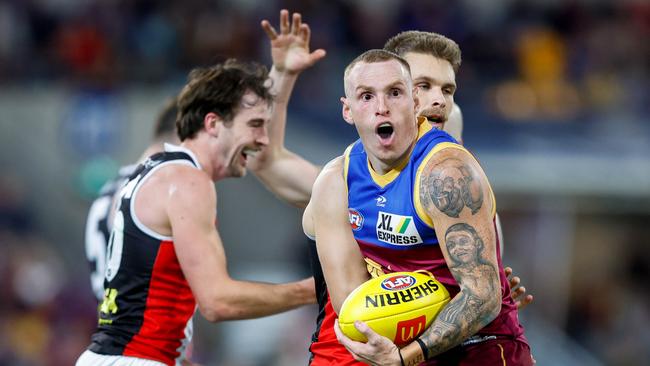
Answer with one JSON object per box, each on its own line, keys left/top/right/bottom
{"left": 204, "top": 112, "right": 222, "bottom": 137}
{"left": 341, "top": 97, "right": 353, "bottom": 125}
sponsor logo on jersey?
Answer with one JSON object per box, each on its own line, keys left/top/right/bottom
{"left": 349, "top": 209, "right": 364, "bottom": 231}
{"left": 365, "top": 279, "right": 439, "bottom": 308}
{"left": 376, "top": 212, "right": 423, "bottom": 245}
{"left": 376, "top": 195, "right": 387, "bottom": 207}
{"left": 381, "top": 274, "right": 416, "bottom": 291}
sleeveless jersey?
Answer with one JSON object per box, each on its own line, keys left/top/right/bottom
{"left": 85, "top": 164, "right": 137, "bottom": 301}
{"left": 87, "top": 144, "right": 198, "bottom": 366}
{"left": 309, "top": 121, "right": 526, "bottom": 364}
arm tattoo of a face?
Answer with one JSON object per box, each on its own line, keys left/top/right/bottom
{"left": 421, "top": 157, "right": 483, "bottom": 218}
{"left": 420, "top": 223, "right": 500, "bottom": 356}
{"left": 458, "top": 165, "right": 483, "bottom": 214}
{"left": 430, "top": 176, "right": 464, "bottom": 217}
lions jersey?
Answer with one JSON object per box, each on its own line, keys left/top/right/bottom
{"left": 309, "top": 120, "right": 526, "bottom": 365}
{"left": 87, "top": 144, "right": 198, "bottom": 366}
{"left": 85, "top": 164, "right": 137, "bottom": 301}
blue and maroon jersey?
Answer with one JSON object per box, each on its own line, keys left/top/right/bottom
{"left": 87, "top": 144, "right": 199, "bottom": 366}
{"left": 309, "top": 120, "right": 526, "bottom": 365}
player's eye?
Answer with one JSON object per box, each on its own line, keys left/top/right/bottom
{"left": 248, "top": 119, "right": 264, "bottom": 128}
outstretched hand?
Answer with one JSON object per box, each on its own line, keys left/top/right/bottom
{"left": 261, "top": 9, "right": 326, "bottom": 74}
{"left": 334, "top": 319, "right": 401, "bottom": 366}
{"left": 505, "top": 266, "right": 534, "bottom": 310}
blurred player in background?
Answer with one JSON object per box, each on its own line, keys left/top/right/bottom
{"left": 76, "top": 58, "right": 316, "bottom": 366}
{"left": 85, "top": 98, "right": 179, "bottom": 302}
{"left": 306, "top": 48, "right": 533, "bottom": 365}
{"left": 251, "top": 13, "right": 532, "bottom": 365}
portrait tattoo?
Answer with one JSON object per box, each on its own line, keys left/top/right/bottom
{"left": 421, "top": 157, "right": 483, "bottom": 218}
{"left": 444, "top": 223, "right": 486, "bottom": 267}
{"left": 417, "top": 223, "right": 499, "bottom": 354}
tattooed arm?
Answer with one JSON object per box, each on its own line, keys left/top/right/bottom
{"left": 400, "top": 145, "right": 502, "bottom": 363}
{"left": 335, "top": 145, "right": 501, "bottom": 366}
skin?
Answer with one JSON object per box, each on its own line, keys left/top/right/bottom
{"left": 306, "top": 59, "right": 501, "bottom": 366}
{"left": 130, "top": 88, "right": 315, "bottom": 323}
{"left": 248, "top": 9, "right": 326, "bottom": 208}
{"left": 250, "top": 30, "right": 532, "bottom": 306}
{"left": 403, "top": 52, "right": 456, "bottom": 130}
{"left": 341, "top": 60, "right": 420, "bottom": 174}
{"left": 248, "top": 9, "right": 533, "bottom": 361}
{"left": 89, "top": 12, "right": 325, "bottom": 364}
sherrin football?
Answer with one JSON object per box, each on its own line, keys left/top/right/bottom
{"left": 338, "top": 271, "right": 450, "bottom": 346}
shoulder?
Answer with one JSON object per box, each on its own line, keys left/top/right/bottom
{"left": 161, "top": 165, "right": 216, "bottom": 207}
{"left": 417, "top": 143, "right": 495, "bottom": 218}
{"left": 417, "top": 142, "right": 484, "bottom": 185}
{"left": 304, "top": 156, "right": 347, "bottom": 235}
{"left": 313, "top": 156, "right": 345, "bottom": 192}
{"left": 308, "top": 156, "right": 347, "bottom": 212}
{"left": 425, "top": 141, "right": 471, "bottom": 164}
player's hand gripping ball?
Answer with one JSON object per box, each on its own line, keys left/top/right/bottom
{"left": 338, "top": 271, "right": 450, "bottom": 346}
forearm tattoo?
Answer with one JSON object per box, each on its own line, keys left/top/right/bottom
{"left": 421, "top": 157, "right": 483, "bottom": 218}
{"left": 412, "top": 223, "right": 501, "bottom": 355}
{"left": 418, "top": 151, "right": 501, "bottom": 357}
{"left": 418, "top": 223, "right": 500, "bottom": 357}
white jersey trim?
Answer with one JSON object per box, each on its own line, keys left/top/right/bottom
{"left": 130, "top": 160, "right": 197, "bottom": 241}
{"left": 174, "top": 308, "right": 196, "bottom": 365}
{"left": 304, "top": 231, "right": 316, "bottom": 241}
{"left": 164, "top": 143, "right": 201, "bottom": 169}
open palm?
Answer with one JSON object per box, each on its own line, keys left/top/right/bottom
{"left": 261, "top": 10, "right": 326, "bottom": 74}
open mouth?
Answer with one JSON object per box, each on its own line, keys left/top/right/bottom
{"left": 240, "top": 148, "right": 258, "bottom": 163}
{"left": 425, "top": 116, "right": 444, "bottom": 125}
{"left": 376, "top": 122, "right": 394, "bottom": 141}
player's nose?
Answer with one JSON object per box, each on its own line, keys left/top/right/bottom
{"left": 375, "top": 95, "right": 390, "bottom": 116}
{"left": 430, "top": 88, "right": 446, "bottom": 108}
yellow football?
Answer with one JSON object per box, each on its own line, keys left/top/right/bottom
{"left": 338, "top": 271, "right": 450, "bottom": 346}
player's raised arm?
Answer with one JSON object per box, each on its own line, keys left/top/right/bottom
{"left": 305, "top": 157, "right": 369, "bottom": 312}
{"left": 401, "top": 145, "right": 502, "bottom": 363}
{"left": 168, "top": 165, "right": 315, "bottom": 321}
{"left": 249, "top": 9, "right": 325, "bottom": 208}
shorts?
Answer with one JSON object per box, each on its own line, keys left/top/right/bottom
{"left": 76, "top": 350, "right": 167, "bottom": 366}
{"left": 427, "top": 336, "right": 534, "bottom": 366}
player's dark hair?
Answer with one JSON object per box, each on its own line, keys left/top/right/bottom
{"left": 153, "top": 97, "right": 178, "bottom": 139}
{"left": 384, "top": 31, "right": 462, "bottom": 73}
{"left": 176, "top": 59, "right": 273, "bottom": 141}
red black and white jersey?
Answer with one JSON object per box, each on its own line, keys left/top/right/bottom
{"left": 85, "top": 164, "right": 137, "bottom": 301}
{"left": 87, "top": 144, "right": 199, "bottom": 366}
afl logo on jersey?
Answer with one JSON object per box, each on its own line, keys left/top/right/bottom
{"left": 380, "top": 274, "right": 416, "bottom": 291}
{"left": 349, "top": 209, "right": 364, "bottom": 231}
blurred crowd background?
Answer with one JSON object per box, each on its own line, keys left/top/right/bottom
{"left": 0, "top": 0, "right": 648, "bottom": 365}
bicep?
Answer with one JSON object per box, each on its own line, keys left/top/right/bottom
{"left": 311, "top": 164, "right": 368, "bottom": 313}
{"left": 418, "top": 148, "right": 499, "bottom": 296}
{"left": 167, "top": 176, "right": 228, "bottom": 304}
